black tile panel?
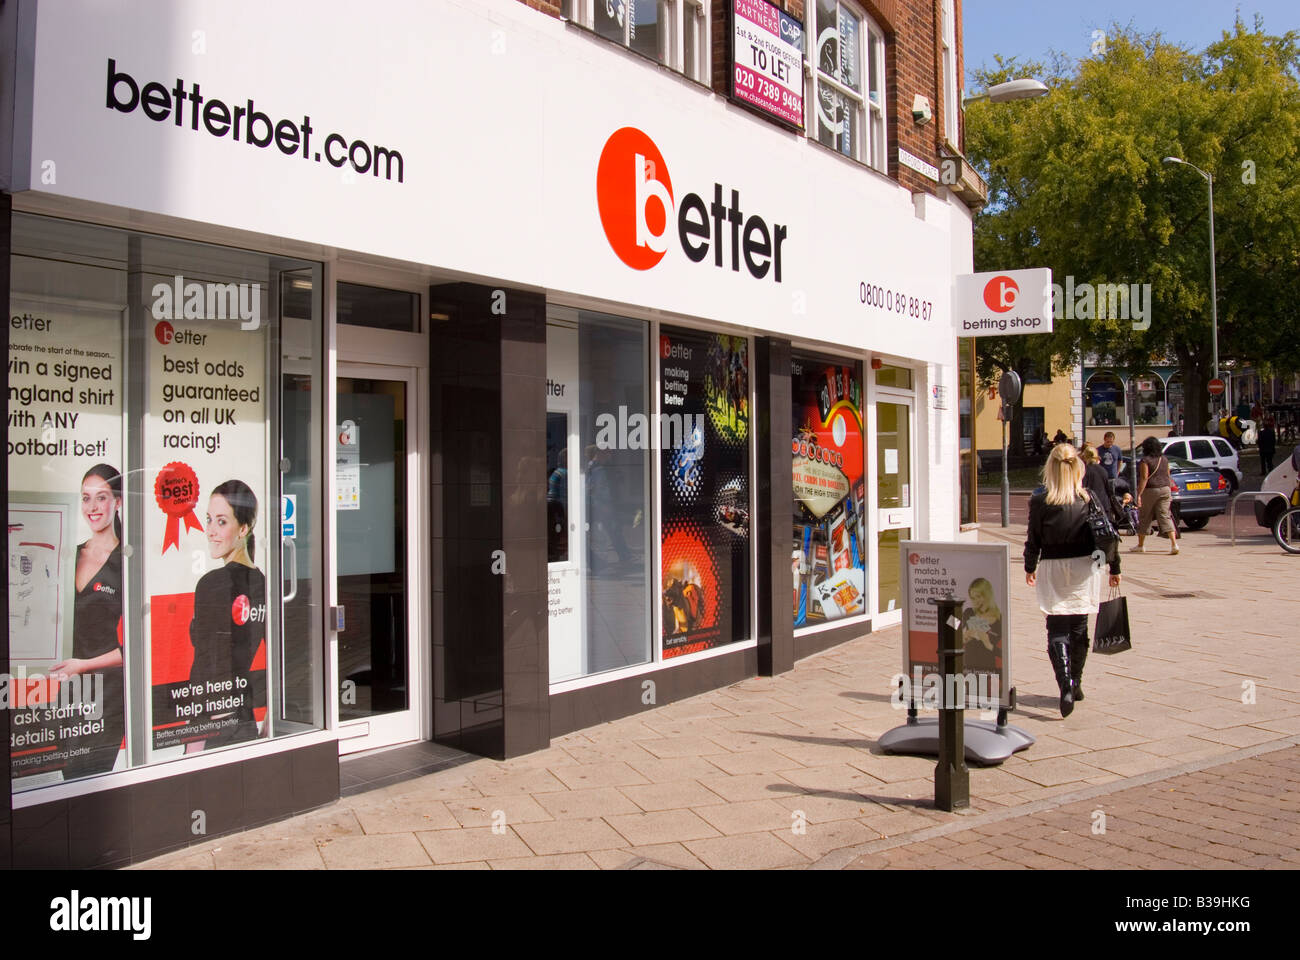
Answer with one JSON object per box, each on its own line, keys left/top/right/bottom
{"left": 548, "top": 646, "right": 760, "bottom": 739}
{"left": 189, "top": 762, "right": 246, "bottom": 839}
{"left": 69, "top": 785, "right": 132, "bottom": 868}
{"left": 242, "top": 751, "right": 295, "bottom": 827}
{"left": 12, "top": 797, "right": 69, "bottom": 868}
{"left": 756, "top": 337, "right": 795, "bottom": 676}
{"left": 130, "top": 773, "right": 196, "bottom": 861}
{"left": 794, "top": 619, "right": 872, "bottom": 662}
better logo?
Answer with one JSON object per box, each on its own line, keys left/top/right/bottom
{"left": 983, "top": 275, "right": 1019, "bottom": 313}
{"left": 596, "top": 127, "right": 673, "bottom": 270}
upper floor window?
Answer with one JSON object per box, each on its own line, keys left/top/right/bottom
{"left": 565, "top": 0, "right": 710, "bottom": 83}
{"left": 811, "top": 0, "right": 886, "bottom": 171}
{"left": 942, "top": 0, "right": 958, "bottom": 147}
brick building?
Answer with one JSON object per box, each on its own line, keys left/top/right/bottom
{"left": 1, "top": 0, "right": 986, "bottom": 867}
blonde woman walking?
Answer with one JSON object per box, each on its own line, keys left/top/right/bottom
{"left": 1023, "top": 444, "right": 1122, "bottom": 717}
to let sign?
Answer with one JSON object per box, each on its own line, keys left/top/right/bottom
{"left": 731, "top": 0, "right": 804, "bottom": 128}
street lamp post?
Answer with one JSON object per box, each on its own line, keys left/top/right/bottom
{"left": 963, "top": 78, "right": 1050, "bottom": 527}
{"left": 1163, "top": 156, "right": 1219, "bottom": 420}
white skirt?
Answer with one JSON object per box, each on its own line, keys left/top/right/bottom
{"left": 1035, "top": 556, "right": 1104, "bottom": 616}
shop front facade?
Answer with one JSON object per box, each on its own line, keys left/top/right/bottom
{"left": 2, "top": 0, "right": 976, "bottom": 867}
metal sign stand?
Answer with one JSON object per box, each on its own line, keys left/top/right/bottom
{"left": 879, "top": 595, "right": 1035, "bottom": 768}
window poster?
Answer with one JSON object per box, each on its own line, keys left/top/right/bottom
{"left": 660, "top": 328, "right": 750, "bottom": 659}
{"left": 6, "top": 300, "right": 126, "bottom": 784}
{"left": 792, "top": 356, "right": 866, "bottom": 626}
{"left": 144, "top": 276, "right": 270, "bottom": 753}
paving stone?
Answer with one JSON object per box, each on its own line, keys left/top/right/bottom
{"left": 605, "top": 809, "right": 722, "bottom": 847}
{"left": 487, "top": 853, "right": 600, "bottom": 870}
{"left": 547, "top": 762, "right": 651, "bottom": 790}
{"left": 533, "top": 787, "right": 641, "bottom": 819}
{"left": 618, "top": 780, "right": 727, "bottom": 812}
{"left": 351, "top": 797, "right": 461, "bottom": 834}
{"left": 512, "top": 817, "right": 629, "bottom": 855}
{"left": 317, "top": 834, "right": 430, "bottom": 870}
{"left": 415, "top": 826, "right": 534, "bottom": 864}
{"left": 693, "top": 799, "right": 794, "bottom": 836}
{"left": 685, "top": 831, "right": 812, "bottom": 869}
{"left": 445, "top": 795, "right": 555, "bottom": 828}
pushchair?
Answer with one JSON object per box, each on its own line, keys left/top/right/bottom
{"left": 1106, "top": 479, "right": 1139, "bottom": 536}
{"left": 1115, "top": 502, "right": 1141, "bottom": 536}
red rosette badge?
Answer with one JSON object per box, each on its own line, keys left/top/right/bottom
{"left": 154, "top": 462, "right": 203, "bottom": 554}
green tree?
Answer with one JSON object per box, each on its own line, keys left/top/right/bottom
{"left": 965, "top": 18, "right": 1300, "bottom": 437}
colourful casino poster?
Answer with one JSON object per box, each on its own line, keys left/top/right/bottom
{"left": 660, "top": 328, "right": 750, "bottom": 658}
{"left": 791, "top": 357, "right": 866, "bottom": 626}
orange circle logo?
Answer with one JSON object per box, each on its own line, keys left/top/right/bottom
{"left": 983, "top": 275, "right": 1019, "bottom": 313}
{"left": 232, "top": 594, "right": 251, "bottom": 626}
{"left": 596, "top": 127, "right": 673, "bottom": 270}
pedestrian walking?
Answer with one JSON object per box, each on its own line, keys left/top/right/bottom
{"left": 1081, "top": 445, "right": 1122, "bottom": 526}
{"left": 1097, "top": 430, "right": 1126, "bottom": 497}
{"left": 1132, "top": 436, "right": 1179, "bottom": 554}
{"left": 1259, "top": 418, "right": 1277, "bottom": 475}
{"left": 1023, "top": 444, "right": 1122, "bottom": 717}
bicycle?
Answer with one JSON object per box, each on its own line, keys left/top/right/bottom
{"left": 1274, "top": 506, "right": 1300, "bottom": 553}
{"left": 1274, "top": 481, "right": 1300, "bottom": 554}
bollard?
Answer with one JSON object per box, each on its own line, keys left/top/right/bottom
{"left": 934, "top": 595, "right": 970, "bottom": 811}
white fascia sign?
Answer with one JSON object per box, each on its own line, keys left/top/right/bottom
{"left": 953, "top": 268, "right": 1053, "bottom": 337}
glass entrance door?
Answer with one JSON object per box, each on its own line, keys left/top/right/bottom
{"left": 334, "top": 365, "right": 421, "bottom": 752}
{"left": 875, "top": 399, "right": 914, "bottom": 620}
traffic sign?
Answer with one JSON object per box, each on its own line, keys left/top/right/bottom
{"left": 1208, "top": 378, "right": 1226, "bottom": 396}
{"left": 998, "top": 371, "right": 1022, "bottom": 405}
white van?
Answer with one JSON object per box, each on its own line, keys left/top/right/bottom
{"left": 1255, "top": 448, "right": 1299, "bottom": 529}
{"left": 1161, "top": 435, "right": 1243, "bottom": 491}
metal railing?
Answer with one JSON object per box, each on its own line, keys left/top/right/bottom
{"left": 1229, "top": 489, "right": 1292, "bottom": 546}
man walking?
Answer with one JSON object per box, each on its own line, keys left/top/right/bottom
{"left": 1259, "top": 418, "right": 1277, "bottom": 475}
{"left": 1098, "top": 431, "right": 1125, "bottom": 494}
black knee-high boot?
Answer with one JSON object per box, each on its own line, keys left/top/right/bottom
{"left": 1046, "top": 642, "right": 1074, "bottom": 717}
{"left": 1045, "top": 616, "right": 1075, "bottom": 718}
{"left": 1070, "top": 628, "right": 1089, "bottom": 702}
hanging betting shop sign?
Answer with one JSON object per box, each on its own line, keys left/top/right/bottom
{"left": 731, "top": 0, "right": 804, "bottom": 128}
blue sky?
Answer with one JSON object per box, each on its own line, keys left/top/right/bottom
{"left": 963, "top": 0, "right": 1300, "bottom": 85}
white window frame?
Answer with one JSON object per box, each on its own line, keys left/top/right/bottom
{"left": 808, "top": 0, "right": 887, "bottom": 172}
{"left": 942, "top": 0, "right": 959, "bottom": 148}
{"left": 565, "top": 0, "right": 711, "bottom": 82}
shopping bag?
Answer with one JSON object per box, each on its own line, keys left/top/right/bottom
{"left": 1093, "top": 591, "right": 1132, "bottom": 655}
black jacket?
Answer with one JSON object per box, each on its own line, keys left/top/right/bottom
{"left": 1083, "top": 462, "right": 1121, "bottom": 522}
{"left": 1024, "top": 492, "right": 1121, "bottom": 575}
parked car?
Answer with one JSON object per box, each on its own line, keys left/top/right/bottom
{"left": 1166, "top": 456, "right": 1230, "bottom": 530}
{"left": 1160, "top": 436, "right": 1242, "bottom": 492}
{"left": 1255, "top": 450, "right": 1299, "bottom": 530}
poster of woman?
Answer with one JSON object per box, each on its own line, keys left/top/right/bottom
{"left": 144, "top": 280, "right": 270, "bottom": 753}
{"left": 901, "top": 541, "right": 1011, "bottom": 710}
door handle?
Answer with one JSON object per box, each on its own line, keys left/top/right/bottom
{"left": 282, "top": 536, "right": 298, "bottom": 603}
